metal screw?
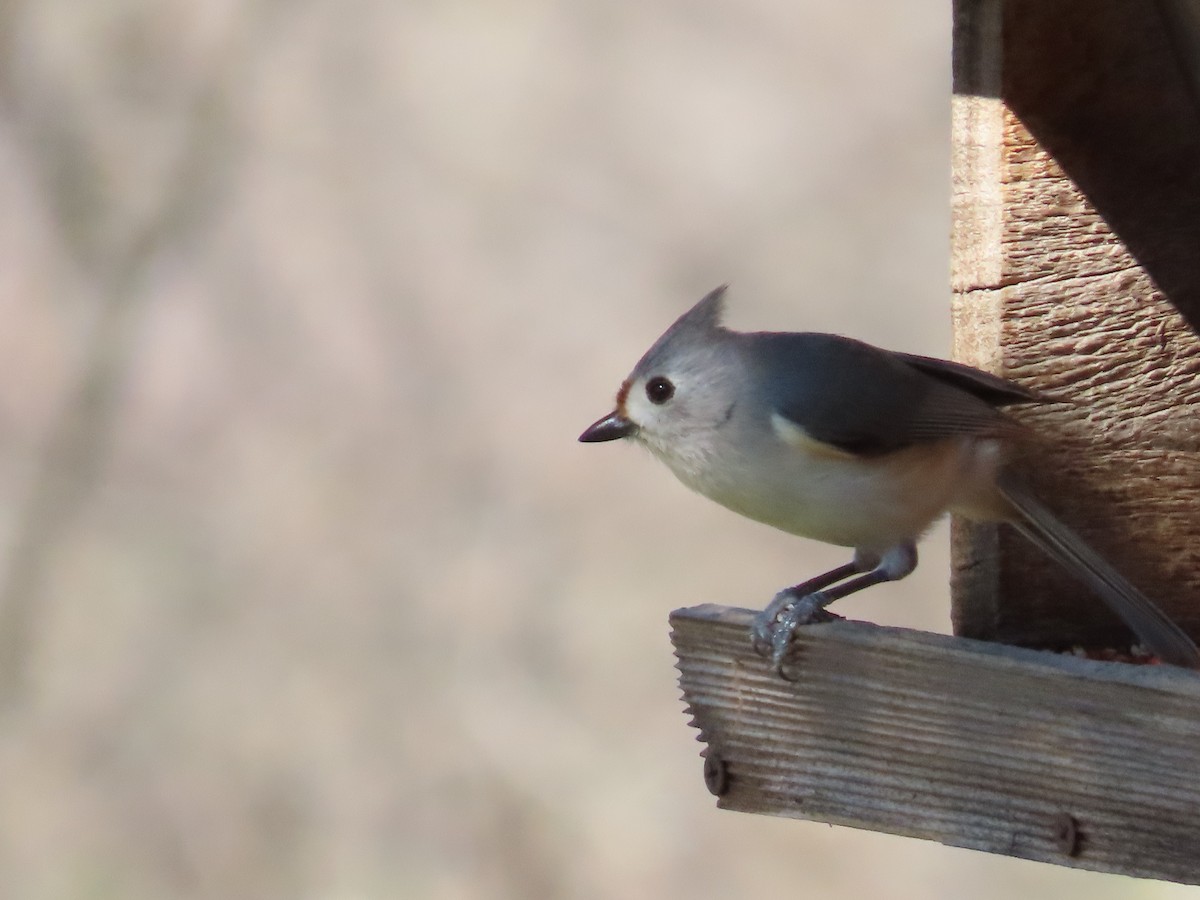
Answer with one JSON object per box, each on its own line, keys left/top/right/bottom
{"left": 1053, "top": 812, "right": 1082, "bottom": 857}
{"left": 703, "top": 753, "right": 729, "bottom": 796}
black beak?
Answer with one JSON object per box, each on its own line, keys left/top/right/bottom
{"left": 578, "top": 411, "right": 637, "bottom": 442}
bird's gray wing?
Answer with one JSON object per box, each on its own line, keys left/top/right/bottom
{"left": 893, "top": 351, "right": 1047, "bottom": 407}
{"left": 746, "top": 332, "right": 1024, "bottom": 457}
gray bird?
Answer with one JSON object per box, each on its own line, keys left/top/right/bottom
{"left": 579, "top": 286, "right": 1199, "bottom": 672}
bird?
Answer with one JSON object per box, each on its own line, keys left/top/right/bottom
{"left": 578, "top": 285, "right": 1200, "bottom": 673}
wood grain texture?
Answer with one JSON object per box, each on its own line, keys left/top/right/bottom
{"left": 950, "top": 0, "right": 1002, "bottom": 296}
{"left": 951, "top": 0, "right": 1200, "bottom": 650}
{"left": 671, "top": 604, "right": 1200, "bottom": 884}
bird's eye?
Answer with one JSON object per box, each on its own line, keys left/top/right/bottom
{"left": 645, "top": 376, "right": 675, "bottom": 405}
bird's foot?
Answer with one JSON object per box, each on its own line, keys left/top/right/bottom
{"left": 750, "top": 589, "right": 841, "bottom": 678}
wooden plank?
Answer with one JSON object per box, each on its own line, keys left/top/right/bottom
{"left": 950, "top": 0, "right": 1200, "bottom": 651}
{"left": 671, "top": 604, "right": 1200, "bottom": 884}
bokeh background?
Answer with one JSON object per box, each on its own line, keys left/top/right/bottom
{"left": 0, "top": 2, "right": 1189, "bottom": 898}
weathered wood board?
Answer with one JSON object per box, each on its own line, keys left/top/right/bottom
{"left": 672, "top": 605, "right": 1200, "bottom": 884}
{"left": 951, "top": 0, "right": 1200, "bottom": 651}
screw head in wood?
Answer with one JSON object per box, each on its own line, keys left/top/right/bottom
{"left": 1053, "top": 812, "right": 1082, "bottom": 857}
{"left": 703, "top": 753, "right": 729, "bottom": 796}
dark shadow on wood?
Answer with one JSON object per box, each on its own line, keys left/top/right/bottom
{"left": 1003, "top": 0, "right": 1200, "bottom": 333}
{"left": 1156, "top": 0, "right": 1200, "bottom": 120}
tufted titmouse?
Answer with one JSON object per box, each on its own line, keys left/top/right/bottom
{"left": 579, "top": 286, "right": 1200, "bottom": 671}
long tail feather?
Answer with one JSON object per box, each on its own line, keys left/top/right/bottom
{"left": 996, "top": 473, "right": 1200, "bottom": 669}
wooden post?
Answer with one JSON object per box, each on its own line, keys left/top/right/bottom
{"left": 951, "top": 0, "right": 1200, "bottom": 652}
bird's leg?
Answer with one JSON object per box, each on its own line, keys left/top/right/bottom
{"left": 752, "top": 543, "right": 918, "bottom": 678}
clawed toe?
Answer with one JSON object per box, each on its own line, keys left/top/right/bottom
{"left": 751, "top": 588, "right": 799, "bottom": 654}
{"left": 750, "top": 590, "right": 839, "bottom": 675}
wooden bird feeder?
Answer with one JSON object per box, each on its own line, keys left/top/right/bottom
{"left": 670, "top": 0, "right": 1200, "bottom": 883}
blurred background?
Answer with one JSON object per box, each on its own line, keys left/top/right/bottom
{"left": 0, "top": 2, "right": 1187, "bottom": 898}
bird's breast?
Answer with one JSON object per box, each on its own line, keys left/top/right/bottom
{"left": 662, "top": 422, "right": 1005, "bottom": 551}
